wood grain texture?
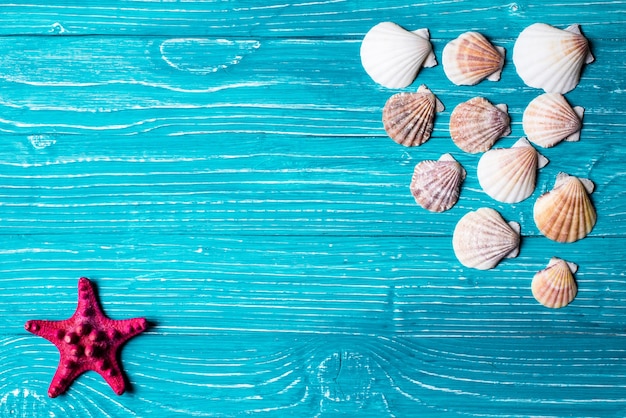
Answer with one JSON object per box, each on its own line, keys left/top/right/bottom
{"left": 1, "top": 0, "right": 625, "bottom": 416}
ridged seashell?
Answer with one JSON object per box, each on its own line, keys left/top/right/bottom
{"left": 533, "top": 172, "right": 596, "bottom": 243}
{"left": 410, "top": 153, "right": 466, "bottom": 212}
{"left": 383, "top": 84, "right": 444, "bottom": 147}
{"left": 523, "top": 93, "right": 585, "bottom": 148}
{"left": 452, "top": 208, "right": 521, "bottom": 270}
{"left": 449, "top": 97, "right": 511, "bottom": 153}
{"left": 532, "top": 257, "right": 579, "bottom": 308}
{"left": 442, "top": 32, "right": 506, "bottom": 86}
{"left": 477, "top": 138, "right": 549, "bottom": 203}
{"left": 360, "top": 22, "right": 437, "bottom": 88}
{"left": 513, "top": 23, "right": 594, "bottom": 94}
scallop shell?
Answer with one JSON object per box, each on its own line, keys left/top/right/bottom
{"left": 523, "top": 93, "right": 584, "bottom": 148}
{"left": 452, "top": 207, "right": 521, "bottom": 270}
{"left": 449, "top": 97, "right": 511, "bottom": 153}
{"left": 533, "top": 172, "right": 596, "bottom": 243}
{"left": 477, "top": 137, "right": 549, "bottom": 203}
{"left": 360, "top": 22, "right": 437, "bottom": 89}
{"left": 532, "top": 257, "right": 578, "bottom": 308}
{"left": 513, "top": 23, "right": 594, "bottom": 94}
{"left": 410, "top": 153, "right": 466, "bottom": 212}
{"left": 382, "top": 85, "right": 444, "bottom": 147}
{"left": 442, "top": 32, "right": 506, "bottom": 86}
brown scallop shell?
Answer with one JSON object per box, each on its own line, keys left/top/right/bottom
{"left": 410, "top": 153, "right": 466, "bottom": 212}
{"left": 449, "top": 97, "right": 511, "bottom": 153}
{"left": 531, "top": 257, "right": 579, "bottom": 309}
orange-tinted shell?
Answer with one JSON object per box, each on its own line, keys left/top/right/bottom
{"left": 532, "top": 257, "right": 578, "bottom": 308}
{"left": 449, "top": 97, "right": 510, "bottom": 153}
{"left": 442, "top": 32, "right": 505, "bottom": 86}
{"left": 523, "top": 93, "right": 584, "bottom": 148}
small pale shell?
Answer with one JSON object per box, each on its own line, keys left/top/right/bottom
{"left": 410, "top": 153, "right": 466, "bottom": 212}
{"left": 442, "top": 32, "right": 506, "bottom": 85}
{"left": 477, "top": 137, "right": 549, "bottom": 203}
{"left": 523, "top": 93, "right": 584, "bottom": 148}
{"left": 449, "top": 97, "right": 511, "bottom": 153}
{"left": 383, "top": 85, "right": 444, "bottom": 147}
{"left": 360, "top": 22, "right": 437, "bottom": 88}
{"left": 533, "top": 172, "right": 596, "bottom": 243}
{"left": 532, "top": 257, "right": 578, "bottom": 308}
{"left": 452, "top": 207, "right": 521, "bottom": 270}
{"left": 513, "top": 23, "right": 594, "bottom": 94}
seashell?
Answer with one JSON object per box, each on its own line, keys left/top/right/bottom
{"left": 360, "top": 22, "right": 437, "bottom": 88}
{"left": 533, "top": 172, "right": 596, "bottom": 243}
{"left": 532, "top": 257, "right": 578, "bottom": 308}
{"left": 477, "top": 137, "right": 549, "bottom": 203}
{"left": 382, "top": 84, "right": 444, "bottom": 147}
{"left": 523, "top": 93, "right": 584, "bottom": 148}
{"left": 452, "top": 207, "right": 521, "bottom": 270}
{"left": 442, "top": 32, "right": 506, "bottom": 86}
{"left": 410, "top": 153, "right": 466, "bottom": 212}
{"left": 513, "top": 23, "right": 594, "bottom": 94}
{"left": 449, "top": 97, "right": 511, "bottom": 153}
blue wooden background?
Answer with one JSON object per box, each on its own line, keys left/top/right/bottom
{"left": 1, "top": 1, "right": 625, "bottom": 416}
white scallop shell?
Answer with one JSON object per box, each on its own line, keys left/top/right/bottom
{"left": 360, "top": 22, "right": 437, "bottom": 88}
{"left": 449, "top": 97, "right": 511, "bottom": 154}
{"left": 442, "top": 32, "right": 505, "bottom": 85}
{"left": 513, "top": 23, "right": 594, "bottom": 94}
{"left": 477, "top": 138, "right": 549, "bottom": 203}
{"left": 531, "top": 257, "right": 579, "bottom": 309}
{"left": 523, "top": 93, "right": 584, "bottom": 148}
{"left": 452, "top": 207, "right": 521, "bottom": 270}
{"left": 410, "top": 153, "right": 466, "bottom": 212}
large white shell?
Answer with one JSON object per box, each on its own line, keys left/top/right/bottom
{"left": 531, "top": 257, "right": 579, "bottom": 309}
{"left": 523, "top": 93, "right": 584, "bottom": 148}
{"left": 449, "top": 97, "right": 511, "bottom": 153}
{"left": 442, "top": 32, "right": 505, "bottom": 85}
{"left": 533, "top": 172, "right": 596, "bottom": 243}
{"left": 382, "top": 84, "right": 444, "bottom": 147}
{"left": 477, "top": 138, "right": 549, "bottom": 203}
{"left": 513, "top": 23, "right": 594, "bottom": 94}
{"left": 410, "top": 153, "right": 466, "bottom": 212}
{"left": 360, "top": 22, "right": 437, "bottom": 88}
{"left": 452, "top": 207, "right": 521, "bottom": 270}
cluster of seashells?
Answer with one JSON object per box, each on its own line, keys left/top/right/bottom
{"left": 360, "top": 21, "right": 596, "bottom": 309}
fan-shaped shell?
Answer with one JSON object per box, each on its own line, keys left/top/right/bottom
{"left": 410, "top": 153, "right": 466, "bottom": 212}
{"left": 523, "top": 93, "right": 584, "bottom": 148}
{"left": 383, "top": 85, "right": 444, "bottom": 147}
{"left": 513, "top": 23, "right": 594, "bottom": 94}
{"left": 477, "top": 138, "right": 549, "bottom": 203}
{"left": 452, "top": 207, "right": 521, "bottom": 270}
{"left": 533, "top": 172, "right": 596, "bottom": 243}
{"left": 532, "top": 257, "right": 578, "bottom": 308}
{"left": 442, "top": 32, "right": 506, "bottom": 86}
{"left": 449, "top": 97, "right": 511, "bottom": 153}
{"left": 360, "top": 22, "right": 437, "bottom": 88}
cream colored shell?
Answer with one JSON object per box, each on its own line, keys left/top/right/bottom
{"left": 449, "top": 97, "right": 511, "bottom": 153}
{"left": 533, "top": 172, "right": 596, "bottom": 243}
{"left": 360, "top": 22, "right": 437, "bottom": 88}
{"left": 477, "top": 138, "right": 548, "bottom": 203}
{"left": 442, "top": 31, "right": 505, "bottom": 86}
{"left": 523, "top": 93, "right": 584, "bottom": 148}
{"left": 410, "top": 153, "right": 466, "bottom": 212}
{"left": 531, "top": 257, "right": 578, "bottom": 308}
{"left": 513, "top": 23, "right": 594, "bottom": 94}
{"left": 382, "top": 85, "right": 444, "bottom": 147}
{"left": 452, "top": 207, "right": 521, "bottom": 270}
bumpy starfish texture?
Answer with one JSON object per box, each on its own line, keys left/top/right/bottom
{"left": 24, "top": 277, "right": 147, "bottom": 398}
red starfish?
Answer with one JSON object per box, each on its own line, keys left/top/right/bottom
{"left": 24, "top": 277, "right": 147, "bottom": 398}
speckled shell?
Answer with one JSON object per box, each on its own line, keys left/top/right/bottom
{"left": 410, "top": 153, "right": 466, "bottom": 212}
{"left": 533, "top": 172, "right": 596, "bottom": 243}
{"left": 513, "top": 23, "right": 594, "bottom": 94}
{"left": 383, "top": 85, "right": 444, "bottom": 147}
{"left": 449, "top": 97, "right": 511, "bottom": 153}
{"left": 442, "top": 32, "right": 506, "bottom": 86}
{"left": 532, "top": 257, "right": 578, "bottom": 308}
{"left": 360, "top": 22, "right": 437, "bottom": 88}
{"left": 452, "top": 207, "right": 521, "bottom": 270}
{"left": 477, "top": 138, "right": 549, "bottom": 203}
{"left": 523, "top": 93, "right": 584, "bottom": 148}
